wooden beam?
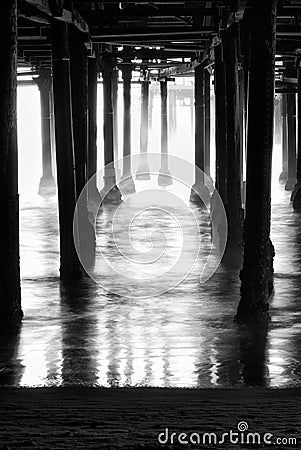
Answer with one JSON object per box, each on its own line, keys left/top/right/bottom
{"left": 159, "top": 60, "right": 200, "bottom": 77}
{"left": 92, "top": 26, "right": 214, "bottom": 40}
{"left": 23, "top": 0, "right": 89, "bottom": 33}
{"left": 19, "top": 12, "right": 50, "bottom": 24}
{"left": 86, "top": 7, "right": 221, "bottom": 19}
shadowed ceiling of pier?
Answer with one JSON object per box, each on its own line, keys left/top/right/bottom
{"left": 17, "top": 1, "right": 301, "bottom": 86}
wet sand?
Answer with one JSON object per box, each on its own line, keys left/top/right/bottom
{"left": 0, "top": 387, "right": 300, "bottom": 448}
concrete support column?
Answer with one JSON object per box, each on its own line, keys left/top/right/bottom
{"left": 0, "top": 0, "right": 22, "bottom": 329}
{"left": 190, "top": 95, "right": 194, "bottom": 135}
{"left": 279, "top": 94, "right": 288, "bottom": 184}
{"left": 99, "top": 55, "right": 122, "bottom": 203}
{"left": 204, "top": 70, "right": 211, "bottom": 178}
{"left": 120, "top": 63, "right": 135, "bottom": 194}
{"left": 51, "top": 20, "right": 81, "bottom": 278}
{"left": 136, "top": 78, "right": 150, "bottom": 180}
{"left": 237, "top": 0, "right": 276, "bottom": 323}
{"left": 112, "top": 69, "right": 120, "bottom": 178}
{"left": 158, "top": 78, "right": 173, "bottom": 186}
{"left": 223, "top": 24, "right": 244, "bottom": 257}
{"left": 285, "top": 92, "right": 297, "bottom": 191}
{"left": 49, "top": 85, "right": 56, "bottom": 164}
{"left": 149, "top": 83, "right": 154, "bottom": 130}
{"left": 87, "top": 55, "right": 101, "bottom": 205}
{"left": 37, "top": 68, "right": 56, "bottom": 195}
{"left": 190, "top": 64, "right": 210, "bottom": 205}
{"left": 169, "top": 89, "right": 177, "bottom": 137}
{"left": 214, "top": 44, "right": 227, "bottom": 207}
{"left": 292, "top": 62, "right": 301, "bottom": 209}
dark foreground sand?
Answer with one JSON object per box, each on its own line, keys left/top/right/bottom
{"left": 0, "top": 388, "right": 300, "bottom": 449}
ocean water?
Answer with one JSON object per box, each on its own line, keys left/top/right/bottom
{"left": 0, "top": 84, "right": 299, "bottom": 389}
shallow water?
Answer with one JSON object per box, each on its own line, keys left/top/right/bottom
{"left": 1, "top": 85, "right": 298, "bottom": 388}
{"left": 0, "top": 179, "right": 301, "bottom": 388}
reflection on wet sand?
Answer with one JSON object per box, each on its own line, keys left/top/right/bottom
{"left": 0, "top": 184, "right": 300, "bottom": 388}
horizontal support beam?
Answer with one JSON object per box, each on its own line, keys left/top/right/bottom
{"left": 93, "top": 26, "right": 215, "bottom": 40}
{"left": 275, "top": 88, "right": 297, "bottom": 93}
{"left": 94, "top": 40, "right": 208, "bottom": 49}
{"left": 18, "top": 35, "right": 48, "bottom": 41}
{"left": 278, "top": 7, "right": 301, "bottom": 16}
{"left": 115, "top": 48, "right": 195, "bottom": 59}
{"left": 93, "top": 0, "right": 217, "bottom": 3}
{"left": 19, "top": 12, "right": 50, "bottom": 25}
{"left": 86, "top": 7, "right": 221, "bottom": 19}
{"left": 23, "top": 0, "right": 89, "bottom": 33}
{"left": 95, "top": 41, "right": 205, "bottom": 53}
{"left": 276, "top": 25, "right": 301, "bottom": 36}
{"left": 159, "top": 60, "right": 199, "bottom": 77}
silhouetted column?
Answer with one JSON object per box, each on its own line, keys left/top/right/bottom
{"left": 285, "top": 93, "right": 297, "bottom": 191}
{"left": 240, "top": 14, "right": 250, "bottom": 208}
{"left": 190, "top": 64, "right": 210, "bottom": 204}
{"left": 136, "top": 78, "right": 150, "bottom": 180}
{"left": 292, "top": 62, "right": 301, "bottom": 209}
{"left": 112, "top": 68, "right": 120, "bottom": 178}
{"left": 120, "top": 63, "right": 135, "bottom": 194}
{"left": 149, "top": 83, "right": 154, "bottom": 130}
{"left": 69, "top": 26, "right": 88, "bottom": 198}
{"left": 158, "top": 78, "right": 173, "bottom": 186}
{"left": 237, "top": 0, "right": 276, "bottom": 323}
{"left": 49, "top": 85, "right": 56, "bottom": 162}
{"left": 279, "top": 94, "right": 288, "bottom": 184}
{"left": 239, "top": 68, "right": 245, "bottom": 205}
{"left": 36, "top": 68, "right": 56, "bottom": 195}
{"left": 224, "top": 24, "right": 243, "bottom": 257}
{"left": 214, "top": 43, "right": 227, "bottom": 207}
{"left": 52, "top": 20, "right": 81, "bottom": 278}
{"left": 169, "top": 88, "right": 177, "bottom": 137}
{"left": 87, "top": 55, "right": 101, "bottom": 204}
{"left": 204, "top": 70, "right": 211, "bottom": 178}
{"left": 274, "top": 96, "right": 282, "bottom": 145}
{"left": 69, "top": 26, "right": 95, "bottom": 263}
{"left": 190, "top": 95, "right": 194, "bottom": 135}
{"left": 99, "top": 56, "right": 122, "bottom": 203}
{"left": 240, "top": 9, "right": 251, "bottom": 118}
{"left": 0, "top": 0, "right": 22, "bottom": 328}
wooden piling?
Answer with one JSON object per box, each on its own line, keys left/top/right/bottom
{"left": 69, "top": 26, "right": 88, "bottom": 198}
{"left": 158, "top": 78, "right": 173, "bottom": 186}
{"left": 214, "top": 43, "right": 227, "bottom": 207}
{"left": 190, "top": 64, "right": 210, "bottom": 205}
{"left": 237, "top": 0, "right": 277, "bottom": 322}
{"left": 87, "top": 55, "right": 101, "bottom": 203}
{"left": 51, "top": 20, "right": 81, "bottom": 278}
{"left": 37, "top": 68, "right": 56, "bottom": 195}
{"left": 120, "top": 64, "right": 135, "bottom": 194}
{"left": 99, "top": 55, "right": 122, "bottom": 203}
{"left": 136, "top": 78, "right": 150, "bottom": 180}
{"left": 292, "top": 62, "right": 301, "bottom": 209}
{"left": 223, "top": 24, "right": 243, "bottom": 256}
{"left": 279, "top": 94, "right": 288, "bottom": 184}
{"left": 204, "top": 70, "right": 211, "bottom": 178}
{"left": 285, "top": 92, "right": 297, "bottom": 192}
{"left": 0, "top": 0, "right": 23, "bottom": 329}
